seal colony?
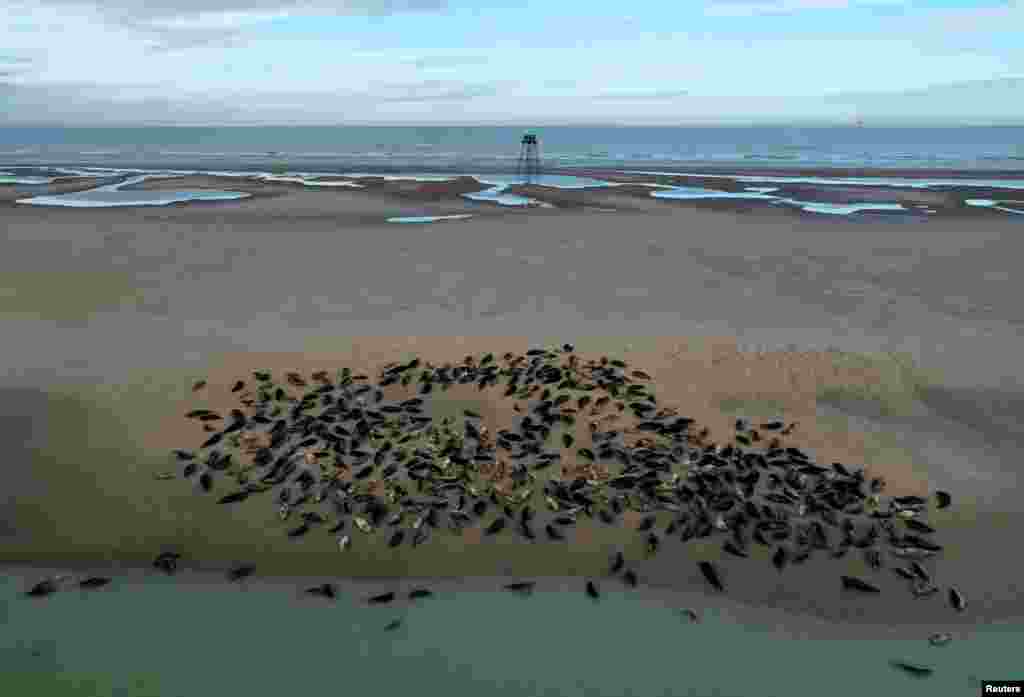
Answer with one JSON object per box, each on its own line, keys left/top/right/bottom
{"left": 170, "top": 344, "right": 960, "bottom": 604}
{"left": 24, "top": 343, "right": 966, "bottom": 664}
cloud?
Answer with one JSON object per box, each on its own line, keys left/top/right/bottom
{"left": 924, "top": 1, "right": 1023, "bottom": 34}
{"left": 0, "top": 80, "right": 247, "bottom": 124}
{"left": 589, "top": 88, "right": 689, "bottom": 100}
{"left": 820, "top": 77, "right": 1024, "bottom": 122}
{"left": 17, "top": 1, "right": 451, "bottom": 52}
{"left": 34, "top": 0, "right": 447, "bottom": 23}
{"left": 134, "top": 27, "right": 252, "bottom": 53}
{"left": 409, "top": 55, "right": 490, "bottom": 69}
{"left": 3, "top": 1, "right": 1021, "bottom": 125}
{"left": 702, "top": 0, "right": 908, "bottom": 17}
{"left": 703, "top": 0, "right": 849, "bottom": 17}
{"left": 0, "top": 55, "right": 34, "bottom": 77}
{"left": 370, "top": 79, "right": 512, "bottom": 102}
{"left": 378, "top": 85, "right": 499, "bottom": 102}
{"left": 822, "top": 76, "right": 1024, "bottom": 102}
{"left": 0, "top": 76, "right": 514, "bottom": 124}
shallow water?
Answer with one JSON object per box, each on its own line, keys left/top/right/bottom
{"left": 965, "top": 199, "right": 1024, "bottom": 215}
{"left": 0, "top": 175, "right": 58, "bottom": 184}
{"left": 462, "top": 185, "right": 552, "bottom": 207}
{"left": 1, "top": 571, "right": 1017, "bottom": 697}
{"left": 9, "top": 165, "right": 1023, "bottom": 216}
{"left": 472, "top": 174, "right": 614, "bottom": 189}
{"left": 337, "top": 172, "right": 461, "bottom": 181}
{"left": 459, "top": 173, "right": 612, "bottom": 207}
{"left": 256, "top": 174, "right": 364, "bottom": 187}
{"left": 15, "top": 190, "right": 252, "bottom": 207}
{"left": 7, "top": 169, "right": 610, "bottom": 208}
{"left": 387, "top": 214, "right": 475, "bottom": 223}
{"left": 775, "top": 199, "right": 907, "bottom": 215}
{"left": 302, "top": 180, "right": 365, "bottom": 187}
{"left": 651, "top": 186, "right": 779, "bottom": 201}
{"left": 650, "top": 185, "right": 911, "bottom": 216}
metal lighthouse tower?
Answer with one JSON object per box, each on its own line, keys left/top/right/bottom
{"left": 517, "top": 131, "right": 541, "bottom": 184}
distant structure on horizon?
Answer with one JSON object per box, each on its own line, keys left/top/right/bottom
{"left": 517, "top": 131, "right": 541, "bottom": 183}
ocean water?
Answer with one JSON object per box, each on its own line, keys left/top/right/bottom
{"left": 2, "top": 571, "right": 1020, "bottom": 697}
{"left": 3, "top": 125, "right": 1024, "bottom": 174}
{"left": 387, "top": 214, "right": 475, "bottom": 223}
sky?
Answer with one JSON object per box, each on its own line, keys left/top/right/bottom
{"left": 2, "top": 0, "right": 1023, "bottom": 125}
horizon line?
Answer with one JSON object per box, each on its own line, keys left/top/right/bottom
{"left": 4, "top": 120, "right": 1024, "bottom": 129}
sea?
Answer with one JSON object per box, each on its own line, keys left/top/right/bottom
{"left": 3, "top": 125, "right": 1024, "bottom": 175}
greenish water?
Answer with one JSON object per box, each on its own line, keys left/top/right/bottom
{"left": 2, "top": 572, "right": 1019, "bottom": 697}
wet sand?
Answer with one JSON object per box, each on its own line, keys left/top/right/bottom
{"left": 0, "top": 176, "right": 102, "bottom": 205}
{"left": 553, "top": 166, "right": 1024, "bottom": 217}
{"left": 120, "top": 172, "right": 494, "bottom": 202}
{"left": 3, "top": 177, "right": 1024, "bottom": 643}
{"left": 15, "top": 169, "right": 1024, "bottom": 220}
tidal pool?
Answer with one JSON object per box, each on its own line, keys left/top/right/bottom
{"left": 775, "top": 199, "right": 907, "bottom": 215}
{"left": 387, "top": 214, "right": 475, "bottom": 223}
{"left": 965, "top": 199, "right": 1024, "bottom": 215}
{"left": 652, "top": 186, "right": 779, "bottom": 201}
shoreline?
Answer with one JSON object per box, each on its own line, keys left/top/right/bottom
{"left": 4, "top": 564, "right": 1012, "bottom": 697}
{"left": 3, "top": 563, "right": 1013, "bottom": 641}
{"left": 5, "top": 166, "right": 1022, "bottom": 220}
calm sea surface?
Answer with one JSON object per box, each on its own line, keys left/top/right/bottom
{"left": 2, "top": 125, "right": 1024, "bottom": 174}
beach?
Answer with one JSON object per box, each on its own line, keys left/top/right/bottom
{"left": 3, "top": 168, "right": 1024, "bottom": 693}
